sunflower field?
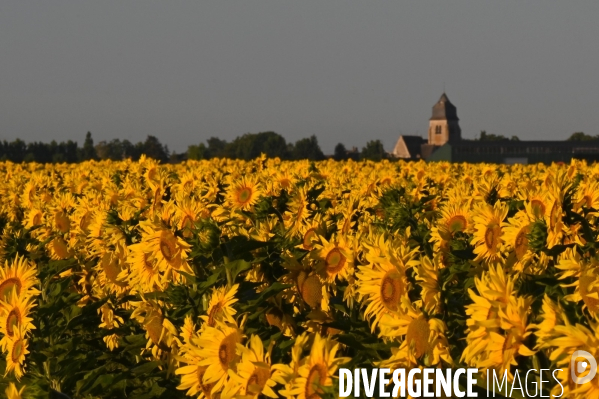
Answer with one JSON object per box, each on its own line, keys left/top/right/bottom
{"left": 0, "top": 155, "right": 598, "bottom": 398}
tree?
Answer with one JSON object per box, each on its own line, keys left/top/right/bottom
{"left": 567, "top": 132, "right": 598, "bottom": 141}
{"left": 95, "top": 140, "right": 123, "bottom": 160}
{"left": 361, "top": 140, "right": 386, "bottom": 161}
{"left": 291, "top": 135, "right": 325, "bottom": 160}
{"left": 187, "top": 143, "right": 207, "bottom": 160}
{"left": 80, "top": 132, "right": 96, "bottom": 161}
{"left": 334, "top": 143, "right": 348, "bottom": 161}
{"left": 478, "top": 130, "right": 520, "bottom": 142}
{"left": 206, "top": 137, "right": 228, "bottom": 158}
{"left": 227, "top": 132, "right": 288, "bottom": 160}
{"left": 141, "top": 135, "right": 169, "bottom": 162}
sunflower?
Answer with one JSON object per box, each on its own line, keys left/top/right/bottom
{"left": 533, "top": 295, "right": 568, "bottom": 344}
{"left": 378, "top": 300, "right": 452, "bottom": 369}
{"left": 294, "top": 215, "right": 327, "bottom": 250}
{"left": 195, "top": 321, "right": 244, "bottom": 395}
{"left": 176, "top": 364, "right": 217, "bottom": 399}
{"left": 0, "top": 291, "right": 37, "bottom": 351}
{"left": 296, "top": 271, "right": 326, "bottom": 311}
{"left": 284, "top": 186, "right": 310, "bottom": 236}
{"left": 131, "top": 300, "right": 179, "bottom": 357}
{"left": 574, "top": 178, "right": 599, "bottom": 211}
{"left": 415, "top": 255, "right": 443, "bottom": 314}
{"left": 24, "top": 208, "right": 43, "bottom": 229}
{"left": 223, "top": 335, "right": 278, "bottom": 398}
{"left": 174, "top": 198, "right": 205, "bottom": 237}
{"left": 503, "top": 210, "right": 535, "bottom": 273}
{"left": 98, "top": 302, "right": 124, "bottom": 351}
{"left": 313, "top": 235, "right": 354, "bottom": 283}
{"left": 47, "top": 236, "right": 71, "bottom": 260}
{"left": 520, "top": 186, "right": 550, "bottom": 219}
{"left": 471, "top": 201, "right": 508, "bottom": 264}
{"left": 356, "top": 256, "right": 414, "bottom": 333}
{"left": 95, "top": 252, "right": 129, "bottom": 294}
{"left": 5, "top": 333, "right": 29, "bottom": 380}
{"left": 0, "top": 255, "right": 39, "bottom": 301}
{"left": 461, "top": 265, "right": 534, "bottom": 381}
{"left": 5, "top": 383, "right": 25, "bottom": 399}
{"left": 535, "top": 321, "right": 599, "bottom": 399}
{"left": 287, "top": 333, "right": 349, "bottom": 399}
{"left": 200, "top": 284, "right": 239, "bottom": 327}
{"left": 138, "top": 222, "right": 193, "bottom": 280}
{"left": 431, "top": 201, "right": 472, "bottom": 243}
{"left": 227, "top": 176, "right": 262, "bottom": 211}
{"left": 21, "top": 181, "right": 37, "bottom": 209}
{"left": 272, "top": 333, "right": 311, "bottom": 397}
{"left": 180, "top": 314, "right": 199, "bottom": 346}
{"left": 127, "top": 243, "right": 163, "bottom": 293}
{"left": 556, "top": 248, "right": 599, "bottom": 317}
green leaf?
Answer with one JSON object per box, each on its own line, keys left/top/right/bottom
{"left": 131, "top": 361, "right": 161, "bottom": 375}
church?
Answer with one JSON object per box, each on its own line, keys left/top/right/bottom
{"left": 392, "top": 93, "right": 599, "bottom": 164}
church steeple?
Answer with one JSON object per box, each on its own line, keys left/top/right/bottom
{"left": 428, "top": 92, "right": 462, "bottom": 145}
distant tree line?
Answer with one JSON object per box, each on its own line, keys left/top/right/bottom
{"left": 476, "top": 130, "right": 520, "bottom": 142}
{"left": 0, "top": 131, "right": 391, "bottom": 164}
{"left": 187, "top": 132, "right": 326, "bottom": 161}
{"left": 188, "top": 132, "right": 389, "bottom": 162}
{"left": 0, "top": 132, "right": 171, "bottom": 163}
{"left": 474, "top": 130, "right": 599, "bottom": 143}
{"left": 567, "top": 132, "right": 599, "bottom": 141}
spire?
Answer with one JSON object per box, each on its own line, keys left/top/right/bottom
{"left": 430, "top": 92, "right": 459, "bottom": 121}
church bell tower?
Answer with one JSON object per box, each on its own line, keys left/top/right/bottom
{"left": 428, "top": 93, "right": 462, "bottom": 146}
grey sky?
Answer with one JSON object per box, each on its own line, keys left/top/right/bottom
{"left": 1, "top": 1, "right": 598, "bottom": 154}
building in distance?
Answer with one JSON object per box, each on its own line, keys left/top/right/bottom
{"left": 392, "top": 93, "right": 599, "bottom": 164}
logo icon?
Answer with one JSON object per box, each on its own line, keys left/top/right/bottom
{"left": 570, "top": 350, "right": 597, "bottom": 385}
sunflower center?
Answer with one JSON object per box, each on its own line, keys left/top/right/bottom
{"left": 300, "top": 275, "right": 323, "bottom": 309}
{"left": 447, "top": 215, "right": 467, "bottom": 233}
{"left": 380, "top": 177, "right": 392, "bottom": 186}
{"left": 514, "top": 226, "right": 531, "bottom": 260}
{"left": 55, "top": 211, "right": 70, "bottom": 233}
{"left": 484, "top": 224, "right": 501, "bottom": 250}
{"left": 11, "top": 339, "right": 24, "bottom": 362}
{"left": 306, "top": 363, "right": 328, "bottom": 397}
{"left": 0, "top": 278, "right": 22, "bottom": 300}
{"left": 302, "top": 228, "right": 318, "bottom": 250}
{"left": 143, "top": 253, "right": 155, "bottom": 273}
{"left": 406, "top": 316, "right": 430, "bottom": 358}
{"left": 580, "top": 274, "right": 599, "bottom": 313}
{"left": 246, "top": 367, "right": 270, "bottom": 395}
{"left": 218, "top": 333, "right": 239, "bottom": 368}
{"left": 32, "top": 212, "right": 42, "bottom": 226}
{"left": 145, "top": 312, "right": 168, "bottom": 351}
{"left": 52, "top": 237, "right": 70, "bottom": 259}
{"left": 196, "top": 365, "right": 215, "bottom": 398}
{"left": 236, "top": 187, "right": 253, "bottom": 205}
{"left": 6, "top": 308, "right": 21, "bottom": 337}
{"left": 380, "top": 271, "right": 403, "bottom": 311}
{"left": 102, "top": 255, "right": 123, "bottom": 286}
{"left": 325, "top": 248, "right": 346, "bottom": 275}
{"left": 159, "top": 231, "right": 177, "bottom": 262}
{"left": 530, "top": 199, "right": 546, "bottom": 217}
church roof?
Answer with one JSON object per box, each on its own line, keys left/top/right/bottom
{"left": 392, "top": 135, "right": 425, "bottom": 158}
{"left": 430, "top": 92, "right": 459, "bottom": 121}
